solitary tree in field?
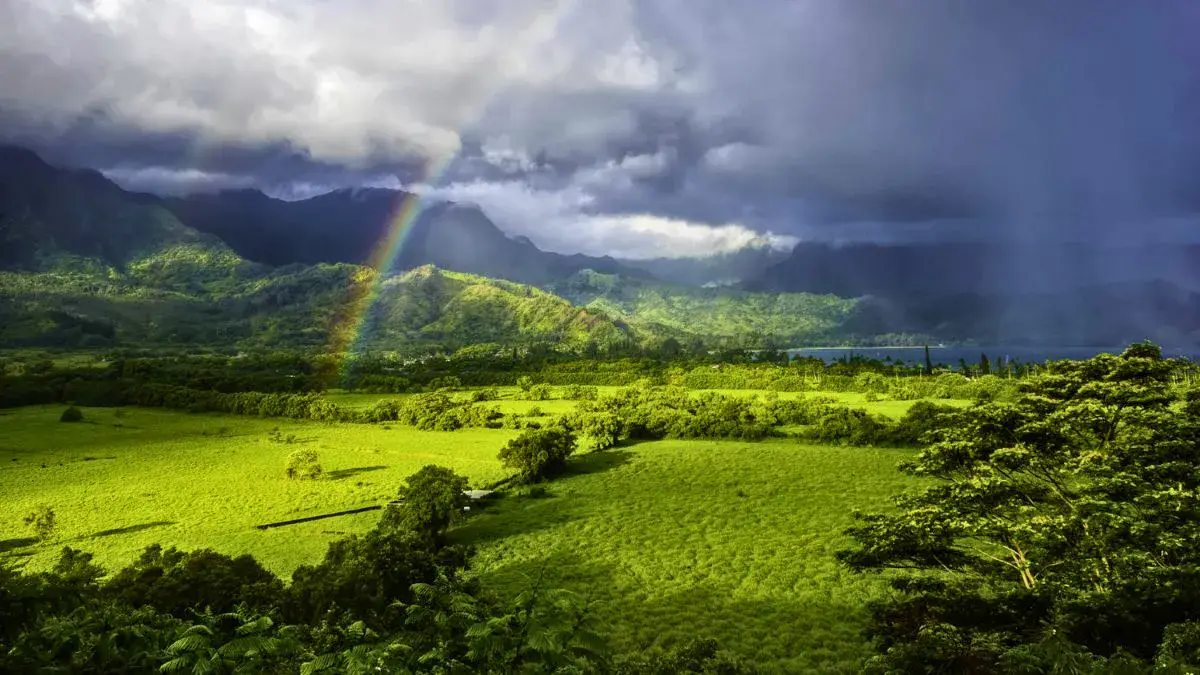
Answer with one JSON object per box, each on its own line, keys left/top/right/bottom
{"left": 499, "top": 426, "right": 578, "bottom": 484}
{"left": 285, "top": 449, "right": 322, "bottom": 480}
{"left": 23, "top": 504, "right": 56, "bottom": 541}
{"left": 59, "top": 406, "right": 83, "bottom": 423}
{"left": 839, "top": 343, "right": 1200, "bottom": 671}
{"left": 390, "top": 465, "right": 470, "bottom": 542}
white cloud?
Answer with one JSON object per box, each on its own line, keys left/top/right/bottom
{"left": 0, "top": 0, "right": 675, "bottom": 166}
{"left": 3, "top": 0, "right": 1197, "bottom": 255}
{"left": 101, "top": 166, "right": 256, "bottom": 194}
{"left": 414, "top": 179, "right": 796, "bottom": 259}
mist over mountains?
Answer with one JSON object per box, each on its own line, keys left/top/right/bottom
{"left": 3, "top": 143, "right": 1200, "bottom": 349}
{"left": 747, "top": 241, "right": 1200, "bottom": 296}
{"left": 138, "top": 188, "right": 656, "bottom": 287}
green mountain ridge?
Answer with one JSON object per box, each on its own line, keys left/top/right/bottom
{"left": 0, "top": 144, "right": 881, "bottom": 352}
{"left": 550, "top": 269, "right": 861, "bottom": 346}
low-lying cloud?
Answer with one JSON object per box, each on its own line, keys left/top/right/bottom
{"left": 416, "top": 179, "right": 798, "bottom": 259}
{"left": 4, "top": 0, "right": 1200, "bottom": 257}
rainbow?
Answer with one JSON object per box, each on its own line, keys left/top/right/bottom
{"left": 326, "top": 156, "right": 456, "bottom": 377}
{"left": 321, "top": 0, "right": 584, "bottom": 380}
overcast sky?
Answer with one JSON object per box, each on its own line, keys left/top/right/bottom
{"left": 2, "top": 0, "right": 1199, "bottom": 258}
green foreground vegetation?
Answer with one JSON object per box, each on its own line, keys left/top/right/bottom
{"left": 1, "top": 402, "right": 912, "bottom": 672}
{"left": 464, "top": 440, "right": 915, "bottom": 672}
{"left": 3, "top": 345, "right": 1200, "bottom": 672}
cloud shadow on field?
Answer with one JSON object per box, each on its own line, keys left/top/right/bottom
{"left": 450, "top": 450, "right": 636, "bottom": 546}
{"left": 326, "top": 465, "right": 389, "bottom": 480}
{"left": 88, "top": 521, "right": 176, "bottom": 539}
{"left": 476, "top": 550, "right": 874, "bottom": 671}
{"left": 566, "top": 449, "right": 635, "bottom": 476}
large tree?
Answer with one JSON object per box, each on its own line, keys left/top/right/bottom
{"left": 839, "top": 343, "right": 1200, "bottom": 672}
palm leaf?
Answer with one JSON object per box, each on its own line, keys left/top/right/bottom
{"left": 300, "top": 653, "right": 337, "bottom": 675}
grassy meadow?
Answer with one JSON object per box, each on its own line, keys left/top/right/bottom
{"left": 0, "top": 405, "right": 515, "bottom": 574}
{"left": 1, "top": 388, "right": 942, "bottom": 671}
{"left": 324, "top": 385, "right": 958, "bottom": 419}
{"left": 458, "top": 440, "right": 915, "bottom": 673}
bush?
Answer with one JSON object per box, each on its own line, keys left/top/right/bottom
{"left": 801, "top": 407, "right": 892, "bottom": 446}
{"left": 562, "top": 384, "right": 599, "bottom": 401}
{"left": 499, "top": 426, "right": 578, "bottom": 484}
{"left": 389, "top": 465, "right": 470, "bottom": 541}
{"left": 574, "top": 411, "right": 622, "bottom": 451}
{"left": 517, "top": 383, "right": 553, "bottom": 401}
{"left": 286, "top": 449, "right": 322, "bottom": 480}
{"left": 468, "top": 387, "right": 500, "bottom": 402}
{"left": 23, "top": 504, "right": 56, "bottom": 541}
{"left": 103, "top": 544, "right": 283, "bottom": 618}
{"left": 59, "top": 406, "right": 83, "bottom": 423}
{"left": 887, "top": 401, "right": 960, "bottom": 446}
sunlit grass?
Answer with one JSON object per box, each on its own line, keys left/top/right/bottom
{"left": 458, "top": 439, "right": 916, "bottom": 673}
{"left": 0, "top": 405, "right": 514, "bottom": 575}
{"left": 324, "top": 386, "right": 968, "bottom": 419}
{"left": 1, "top": 397, "right": 925, "bottom": 670}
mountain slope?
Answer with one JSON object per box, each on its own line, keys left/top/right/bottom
{"left": 144, "top": 188, "right": 652, "bottom": 286}
{"left": 549, "top": 270, "right": 861, "bottom": 345}
{"left": 0, "top": 145, "right": 247, "bottom": 279}
{"left": 365, "top": 266, "right": 635, "bottom": 348}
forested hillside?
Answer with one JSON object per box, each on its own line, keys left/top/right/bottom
{"left": 551, "top": 269, "right": 864, "bottom": 346}
{"left": 0, "top": 145, "right": 885, "bottom": 352}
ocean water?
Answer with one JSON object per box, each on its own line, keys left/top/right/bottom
{"left": 785, "top": 345, "right": 1200, "bottom": 367}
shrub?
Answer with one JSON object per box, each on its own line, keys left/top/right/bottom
{"left": 801, "top": 407, "right": 892, "bottom": 446}
{"left": 59, "top": 406, "right": 83, "bottom": 423}
{"left": 286, "top": 449, "right": 322, "bottom": 480}
{"left": 469, "top": 387, "right": 500, "bottom": 402}
{"left": 388, "top": 465, "right": 470, "bottom": 541}
{"left": 499, "top": 426, "right": 578, "bottom": 484}
{"left": 516, "top": 376, "right": 535, "bottom": 392}
{"left": 887, "top": 401, "right": 960, "bottom": 446}
{"left": 103, "top": 544, "right": 283, "bottom": 618}
{"left": 562, "top": 384, "right": 599, "bottom": 401}
{"left": 23, "top": 504, "right": 56, "bottom": 541}
{"left": 574, "top": 411, "right": 622, "bottom": 451}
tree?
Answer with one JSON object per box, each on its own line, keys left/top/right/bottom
{"left": 285, "top": 449, "right": 322, "bottom": 480}
{"left": 658, "top": 337, "right": 682, "bottom": 359}
{"left": 59, "top": 406, "right": 83, "bottom": 423}
{"left": 391, "top": 465, "right": 470, "bottom": 542}
{"left": 103, "top": 545, "right": 283, "bottom": 618}
{"left": 575, "top": 412, "right": 621, "bottom": 451}
{"left": 516, "top": 376, "right": 534, "bottom": 393}
{"left": 498, "top": 426, "right": 578, "bottom": 484}
{"left": 838, "top": 343, "right": 1200, "bottom": 671}
{"left": 23, "top": 504, "right": 56, "bottom": 541}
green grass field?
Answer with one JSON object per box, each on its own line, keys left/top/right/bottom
{"left": 1, "top": 393, "right": 927, "bottom": 670}
{"left": 0, "top": 405, "right": 515, "bottom": 574}
{"left": 458, "top": 440, "right": 914, "bottom": 673}
{"left": 325, "top": 386, "right": 965, "bottom": 420}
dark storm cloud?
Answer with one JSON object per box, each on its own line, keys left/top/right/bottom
{"left": 2, "top": 0, "right": 1199, "bottom": 254}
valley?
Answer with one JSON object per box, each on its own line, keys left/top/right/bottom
{"left": 2, "top": 144, "right": 1200, "bottom": 672}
